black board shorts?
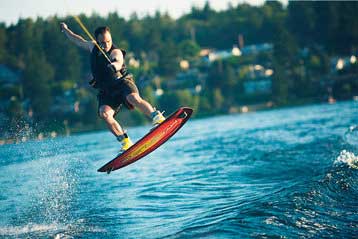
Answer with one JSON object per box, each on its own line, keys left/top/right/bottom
{"left": 97, "top": 75, "right": 139, "bottom": 114}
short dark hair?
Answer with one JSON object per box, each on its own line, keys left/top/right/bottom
{"left": 94, "top": 26, "right": 111, "bottom": 39}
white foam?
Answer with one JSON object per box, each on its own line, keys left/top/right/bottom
{"left": 264, "top": 216, "right": 284, "bottom": 226}
{"left": 0, "top": 221, "right": 105, "bottom": 237}
{"left": 0, "top": 223, "right": 59, "bottom": 236}
{"left": 54, "top": 232, "right": 74, "bottom": 239}
{"left": 335, "top": 150, "right": 358, "bottom": 169}
{"left": 343, "top": 125, "right": 358, "bottom": 147}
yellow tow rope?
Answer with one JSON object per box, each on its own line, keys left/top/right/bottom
{"left": 73, "top": 15, "right": 112, "bottom": 63}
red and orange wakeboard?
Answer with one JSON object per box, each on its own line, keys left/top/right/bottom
{"left": 98, "top": 107, "right": 193, "bottom": 173}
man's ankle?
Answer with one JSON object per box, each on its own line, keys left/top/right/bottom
{"left": 116, "top": 133, "right": 128, "bottom": 142}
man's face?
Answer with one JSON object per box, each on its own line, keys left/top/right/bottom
{"left": 97, "top": 31, "right": 112, "bottom": 52}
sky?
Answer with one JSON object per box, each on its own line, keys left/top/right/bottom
{"left": 0, "top": 0, "right": 280, "bottom": 26}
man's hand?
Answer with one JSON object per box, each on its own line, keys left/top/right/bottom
{"left": 59, "top": 22, "right": 94, "bottom": 52}
{"left": 107, "top": 63, "right": 117, "bottom": 73}
{"left": 60, "top": 22, "right": 68, "bottom": 32}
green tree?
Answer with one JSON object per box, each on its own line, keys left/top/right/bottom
{"left": 272, "top": 26, "right": 299, "bottom": 104}
{"left": 178, "top": 40, "right": 200, "bottom": 59}
{"left": 212, "top": 88, "right": 224, "bottom": 112}
{"left": 207, "top": 60, "right": 223, "bottom": 89}
{"left": 42, "top": 18, "right": 82, "bottom": 90}
{"left": 157, "top": 41, "right": 179, "bottom": 76}
{"left": 287, "top": 2, "right": 316, "bottom": 46}
{"left": 22, "top": 52, "right": 54, "bottom": 119}
{"left": 158, "top": 90, "right": 198, "bottom": 113}
{"left": 0, "top": 24, "right": 6, "bottom": 63}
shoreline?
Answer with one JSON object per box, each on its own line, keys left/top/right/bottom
{"left": 1, "top": 98, "right": 354, "bottom": 146}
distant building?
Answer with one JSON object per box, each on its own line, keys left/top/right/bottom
{"left": 243, "top": 79, "right": 272, "bottom": 94}
{"left": 200, "top": 43, "right": 272, "bottom": 64}
{"left": 200, "top": 46, "right": 241, "bottom": 63}
{"left": 128, "top": 57, "right": 140, "bottom": 68}
{"left": 179, "top": 60, "right": 190, "bottom": 70}
{"left": 241, "top": 64, "right": 273, "bottom": 95}
{"left": 166, "top": 68, "right": 206, "bottom": 94}
{"left": 330, "top": 55, "right": 357, "bottom": 73}
{"left": 240, "top": 43, "right": 273, "bottom": 56}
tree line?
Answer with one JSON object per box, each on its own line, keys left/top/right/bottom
{"left": 0, "top": 1, "right": 357, "bottom": 140}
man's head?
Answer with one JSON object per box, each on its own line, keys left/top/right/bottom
{"left": 95, "top": 26, "right": 112, "bottom": 52}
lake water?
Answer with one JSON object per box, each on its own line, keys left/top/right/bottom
{"left": 0, "top": 101, "right": 358, "bottom": 238}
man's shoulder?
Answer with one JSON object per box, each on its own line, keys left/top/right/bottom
{"left": 111, "top": 48, "right": 123, "bottom": 53}
{"left": 85, "top": 41, "right": 96, "bottom": 53}
{"left": 110, "top": 48, "right": 124, "bottom": 57}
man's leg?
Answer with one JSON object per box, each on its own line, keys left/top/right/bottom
{"left": 126, "top": 93, "right": 166, "bottom": 125}
{"left": 99, "top": 104, "right": 133, "bottom": 151}
{"left": 99, "top": 105, "right": 124, "bottom": 136}
{"left": 126, "top": 93, "right": 155, "bottom": 116}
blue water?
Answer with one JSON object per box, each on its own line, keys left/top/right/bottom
{"left": 1, "top": 101, "right": 358, "bottom": 238}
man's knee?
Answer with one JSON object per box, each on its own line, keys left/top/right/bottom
{"left": 126, "top": 93, "right": 141, "bottom": 106}
{"left": 99, "top": 107, "right": 114, "bottom": 121}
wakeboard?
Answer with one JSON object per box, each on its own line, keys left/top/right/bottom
{"left": 98, "top": 107, "right": 193, "bottom": 173}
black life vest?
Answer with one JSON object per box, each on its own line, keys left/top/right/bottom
{"left": 90, "top": 44, "right": 128, "bottom": 90}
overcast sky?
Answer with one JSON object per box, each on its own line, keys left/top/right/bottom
{"left": 0, "top": 0, "right": 284, "bottom": 26}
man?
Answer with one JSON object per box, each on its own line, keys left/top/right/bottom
{"left": 60, "top": 23, "right": 165, "bottom": 152}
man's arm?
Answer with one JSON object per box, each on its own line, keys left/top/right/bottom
{"left": 60, "top": 23, "right": 94, "bottom": 52}
{"left": 107, "top": 49, "right": 124, "bottom": 72}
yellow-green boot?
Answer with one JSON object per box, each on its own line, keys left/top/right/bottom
{"left": 151, "top": 110, "right": 165, "bottom": 126}
{"left": 117, "top": 133, "right": 134, "bottom": 153}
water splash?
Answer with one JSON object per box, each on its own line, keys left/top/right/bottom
{"left": 0, "top": 220, "right": 105, "bottom": 238}
{"left": 343, "top": 125, "right": 358, "bottom": 147}
{"left": 335, "top": 150, "right": 358, "bottom": 169}
{"left": 0, "top": 223, "right": 60, "bottom": 237}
